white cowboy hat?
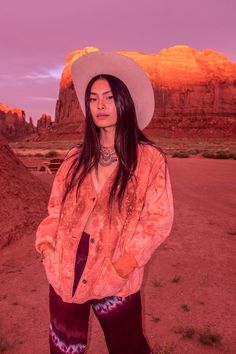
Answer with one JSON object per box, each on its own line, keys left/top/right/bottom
{"left": 71, "top": 51, "right": 154, "bottom": 130}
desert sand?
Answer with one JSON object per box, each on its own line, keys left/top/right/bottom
{"left": 0, "top": 156, "right": 235, "bottom": 354}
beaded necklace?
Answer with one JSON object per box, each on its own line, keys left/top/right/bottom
{"left": 99, "top": 145, "right": 118, "bottom": 166}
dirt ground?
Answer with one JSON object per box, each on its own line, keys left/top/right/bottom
{"left": 0, "top": 156, "right": 235, "bottom": 354}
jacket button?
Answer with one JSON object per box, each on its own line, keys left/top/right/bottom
{"left": 90, "top": 238, "right": 95, "bottom": 243}
{"left": 92, "top": 197, "right": 96, "bottom": 202}
{"left": 82, "top": 279, "right": 87, "bottom": 284}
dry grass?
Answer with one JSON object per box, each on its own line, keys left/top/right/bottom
{"left": 227, "top": 230, "right": 236, "bottom": 236}
{"left": 173, "top": 325, "right": 195, "bottom": 339}
{"left": 181, "top": 304, "right": 190, "bottom": 312}
{"left": 147, "top": 130, "right": 235, "bottom": 149}
{"left": 173, "top": 325, "right": 223, "bottom": 347}
{"left": 9, "top": 136, "right": 236, "bottom": 159}
{"left": 152, "top": 279, "right": 163, "bottom": 288}
{"left": 171, "top": 275, "right": 181, "bottom": 283}
{"left": 151, "top": 316, "right": 161, "bottom": 323}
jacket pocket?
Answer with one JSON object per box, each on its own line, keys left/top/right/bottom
{"left": 92, "top": 257, "right": 127, "bottom": 297}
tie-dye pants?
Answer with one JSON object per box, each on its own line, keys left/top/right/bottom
{"left": 49, "top": 232, "right": 151, "bottom": 354}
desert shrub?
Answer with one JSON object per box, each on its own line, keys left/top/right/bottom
{"left": 34, "top": 153, "right": 44, "bottom": 157}
{"left": 45, "top": 150, "right": 58, "bottom": 158}
{"left": 198, "top": 329, "right": 223, "bottom": 346}
{"left": 173, "top": 325, "right": 223, "bottom": 347}
{"left": 152, "top": 279, "right": 163, "bottom": 287}
{"left": 173, "top": 325, "right": 195, "bottom": 338}
{"left": 172, "top": 152, "right": 189, "bottom": 158}
{"left": 181, "top": 304, "right": 190, "bottom": 312}
{"left": 0, "top": 336, "right": 11, "bottom": 352}
{"left": 215, "top": 152, "right": 233, "bottom": 159}
{"left": 151, "top": 316, "right": 161, "bottom": 323}
{"left": 171, "top": 275, "right": 181, "bottom": 283}
{"left": 227, "top": 230, "right": 236, "bottom": 236}
{"left": 202, "top": 151, "right": 234, "bottom": 159}
{"left": 189, "top": 149, "right": 200, "bottom": 155}
{"left": 182, "top": 327, "right": 195, "bottom": 338}
{"left": 39, "top": 166, "right": 46, "bottom": 172}
{"left": 202, "top": 152, "right": 214, "bottom": 158}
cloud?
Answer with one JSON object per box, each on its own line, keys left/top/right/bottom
{"left": 25, "top": 65, "right": 63, "bottom": 80}
{"left": 27, "top": 96, "right": 57, "bottom": 101}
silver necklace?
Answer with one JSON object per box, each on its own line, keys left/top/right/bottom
{"left": 99, "top": 145, "right": 118, "bottom": 166}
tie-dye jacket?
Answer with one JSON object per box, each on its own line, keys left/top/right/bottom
{"left": 35, "top": 143, "right": 174, "bottom": 303}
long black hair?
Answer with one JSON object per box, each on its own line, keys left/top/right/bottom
{"left": 63, "top": 74, "right": 166, "bottom": 210}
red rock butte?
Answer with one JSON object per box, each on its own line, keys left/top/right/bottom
{"left": 60, "top": 45, "right": 236, "bottom": 89}
{"left": 0, "top": 103, "right": 34, "bottom": 140}
{"left": 55, "top": 45, "right": 236, "bottom": 137}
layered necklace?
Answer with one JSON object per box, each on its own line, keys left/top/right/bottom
{"left": 99, "top": 145, "right": 118, "bottom": 166}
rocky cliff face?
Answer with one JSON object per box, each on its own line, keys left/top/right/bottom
{"left": 37, "top": 114, "right": 52, "bottom": 132}
{"left": 0, "top": 103, "right": 35, "bottom": 140}
{"left": 55, "top": 46, "right": 236, "bottom": 137}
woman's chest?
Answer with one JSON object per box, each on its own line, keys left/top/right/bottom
{"left": 91, "top": 163, "right": 118, "bottom": 194}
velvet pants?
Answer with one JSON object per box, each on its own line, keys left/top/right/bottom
{"left": 49, "top": 232, "right": 151, "bottom": 354}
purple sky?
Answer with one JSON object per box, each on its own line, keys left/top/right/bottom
{"left": 1, "top": 0, "right": 235, "bottom": 124}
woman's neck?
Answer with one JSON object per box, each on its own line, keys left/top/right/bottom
{"left": 99, "top": 127, "right": 115, "bottom": 147}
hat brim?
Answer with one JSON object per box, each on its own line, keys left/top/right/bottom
{"left": 71, "top": 51, "right": 154, "bottom": 130}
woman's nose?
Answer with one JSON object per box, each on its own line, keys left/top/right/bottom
{"left": 97, "top": 97, "right": 105, "bottom": 109}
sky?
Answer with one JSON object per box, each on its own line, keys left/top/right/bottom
{"left": 1, "top": 0, "right": 236, "bottom": 124}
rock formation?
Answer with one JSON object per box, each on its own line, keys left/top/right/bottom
{"left": 0, "top": 141, "right": 48, "bottom": 248}
{"left": 55, "top": 46, "right": 236, "bottom": 137}
{"left": 0, "top": 103, "right": 35, "bottom": 140}
{"left": 37, "top": 114, "right": 52, "bottom": 132}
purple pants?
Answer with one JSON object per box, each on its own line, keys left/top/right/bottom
{"left": 49, "top": 232, "right": 151, "bottom": 354}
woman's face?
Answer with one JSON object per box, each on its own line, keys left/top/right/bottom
{"left": 89, "top": 78, "right": 117, "bottom": 129}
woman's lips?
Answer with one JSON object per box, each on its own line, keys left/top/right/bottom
{"left": 96, "top": 114, "right": 109, "bottom": 119}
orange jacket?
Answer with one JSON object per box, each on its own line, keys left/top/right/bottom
{"left": 35, "top": 143, "right": 174, "bottom": 303}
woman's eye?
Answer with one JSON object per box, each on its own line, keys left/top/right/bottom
{"left": 106, "top": 95, "right": 113, "bottom": 100}
{"left": 89, "top": 97, "right": 96, "bottom": 102}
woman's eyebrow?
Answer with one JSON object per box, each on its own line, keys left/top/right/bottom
{"left": 90, "top": 90, "right": 112, "bottom": 95}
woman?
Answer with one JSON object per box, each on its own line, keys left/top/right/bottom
{"left": 36, "top": 51, "right": 174, "bottom": 354}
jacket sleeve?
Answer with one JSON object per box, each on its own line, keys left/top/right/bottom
{"left": 114, "top": 150, "right": 174, "bottom": 277}
{"left": 35, "top": 147, "right": 79, "bottom": 254}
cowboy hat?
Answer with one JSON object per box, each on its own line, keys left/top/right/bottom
{"left": 71, "top": 51, "right": 154, "bottom": 130}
